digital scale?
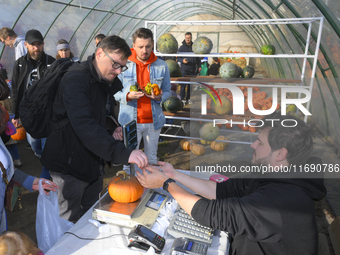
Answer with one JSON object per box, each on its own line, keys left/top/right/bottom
{"left": 92, "top": 188, "right": 168, "bottom": 228}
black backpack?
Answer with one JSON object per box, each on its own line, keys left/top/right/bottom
{"left": 19, "top": 58, "right": 77, "bottom": 139}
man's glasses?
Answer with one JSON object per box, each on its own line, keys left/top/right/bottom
{"left": 103, "top": 50, "right": 128, "bottom": 72}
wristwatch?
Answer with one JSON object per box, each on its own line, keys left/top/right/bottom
{"left": 163, "top": 178, "right": 176, "bottom": 192}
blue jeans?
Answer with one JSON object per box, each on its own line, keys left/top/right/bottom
{"left": 27, "top": 133, "right": 51, "bottom": 179}
{"left": 6, "top": 144, "right": 20, "bottom": 160}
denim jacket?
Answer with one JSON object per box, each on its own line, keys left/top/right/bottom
{"left": 115, "top": 58, "right": 171, "bottom": 130}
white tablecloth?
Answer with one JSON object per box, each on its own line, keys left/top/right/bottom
{"left": 46, "top": 170, "right": 229, "bottom": 255}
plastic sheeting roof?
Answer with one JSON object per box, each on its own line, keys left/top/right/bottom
{"left": 1, "top": 0, "right": 340, "bottom": 147}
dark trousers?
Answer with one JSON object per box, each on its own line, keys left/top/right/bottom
{"left": 50, "top": 170, "right": 103, "bottom": 223}
{"left": 180, "top": 70, "right": 194, "bottom": 101}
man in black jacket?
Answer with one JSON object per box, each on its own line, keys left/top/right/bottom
{"left": 11, "top": 29, "right": 55, "bottom": 178}
{"left": 177, "top": 32, "right": 201, "bottom": 105}
{"left": 136, "top": 113, "right": 327, "bottom": 254}
{"left": 41, "top": 36, "right": 149, "bottom": 222}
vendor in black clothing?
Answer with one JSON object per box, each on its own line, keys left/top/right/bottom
{"left": 209, "top": 57, "right": 221, "bottom": 76}
{"left": 136, "top": 112, "right": 326, "bottom": 255}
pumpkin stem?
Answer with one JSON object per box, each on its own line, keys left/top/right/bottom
{"left": 116, "top": 170, "right": 130, "bottom": 180}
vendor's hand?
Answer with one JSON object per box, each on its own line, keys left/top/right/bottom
{"left": 113, "top": 126, "right": 123, "bottom": 140}
{"left": 145, "top": 89, "right": 162, "bottom": 101}
{"left": 128, "top": 91, "right": 144, "bottom": 100}
{"left": 12, "top": 118, "right": 19, "bottom": 127}
{"left": 183, "top": 58, "right": 188, "bottom": 64}
{"left": 156, "top": 161, "right": 177, "bottom": 179}
{"left": 32, "top": 178, "right": 59, "bottom": 195}
{"left": 128, "top": 150, "right": 149, "bottom": 169}
{"left": 136, "top": 166, "right": 168, "bottom": 189}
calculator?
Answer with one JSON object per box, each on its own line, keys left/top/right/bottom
{"left": 167, "top": 205, "right": 214, "bottom": 245}
{"left": 170, "top": 237, "right": 209, "bottom": 255}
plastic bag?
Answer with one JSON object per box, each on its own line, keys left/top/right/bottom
{"left": 36, "top": 179, "right": 74, "bottom": 253}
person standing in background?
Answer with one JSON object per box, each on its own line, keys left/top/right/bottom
{"left": 177, "top": 32, "right": 201, "bottom": 105}
{"left": 55, "top": 39, "right": 80, "bottom": 62}
{"left": 11, "top": 29, "right": 55, "bottom": 179}
{"left": 95, "top": 33, "right": 106, "bottom": 47}
{"left": 209, "top": 57, "right": 221, "bottom": 76}
{"left": 0, "top": 27, "right": 27, "bottom": 60}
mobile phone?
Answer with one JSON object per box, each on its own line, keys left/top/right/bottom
{"left": 170, "top": 237, "right": 209, "bottom": 255}
{"left": 127, "top": 224, "right": 165, "bottom": 254}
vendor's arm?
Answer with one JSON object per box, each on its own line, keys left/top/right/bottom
{"left": 136, "top": 166, "right": 200, "bottom": 215}
{"left": 157, "top": 161, "right": 217, "bottom": 199}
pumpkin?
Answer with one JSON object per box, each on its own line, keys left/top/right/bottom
{"left": 242, "top": 65, "right": 255, "bottom": 78}
{"left": 108, "top": 171, "right": 144, "bottom": 203}
{"left": 163, "top": 96, "right": 183, "bottom": 113}
{"left": 11, "top": 125, "right": 26, "bottom": 141}
{"left": 157, "top": 33, "right": 178, "bottom": 54}
{"left": 260, "top": 44, "right": 276, "bottom": 55}
{"left": 165, "top": 60, "right": 182, "bottom": 77}
{"left": 199, "top": 122, "right": 220, "bottom": 141}
{"left": 179, "top": 139, "right": 197, "bottom": 151}
{"left": 219, "top": 62, "right": 239, "bottom": 80}
{"left": 211, "top": 136, "right": 229, "bottom": 151}
{"left": 192, "top": 36, "right": 213, "bottom": 54}
{"left": 191, "top": 144, "right": 206, "bottom": 155}
{"left": 151, "top": 84, "right": 161, "bottom": 96}
{"left": 237, "top": 66, "right": 243, "bottom": 78}
{"left": 211, "top": 95, "right": 232, "bottom": 115}
{"left": 130, "top": 85, "right": 138, "bottom": 92}
{"left": 181, "top": 121, "right": 201, "bottom": 137}
{"left": 286, "top": 104, "right": 297, "bottom": 115}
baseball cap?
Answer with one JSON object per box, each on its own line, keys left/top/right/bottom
{"left": 25, "top": 29, "right": 44, "bottom": 44}
{"left": 201, "top": 57, "right": 208, "bottom": 62}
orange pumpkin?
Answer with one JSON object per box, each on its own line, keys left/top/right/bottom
{"left": 191, "top": 144, "right": 205, "bottom": 155}
{"left": 109, "top": 199, "right": 141, "bottom": 214}
{"left": 151, "top": 84, "right": 161, "bottom": 96}
{"left": 211, "top": 136, "right": 229, "bottom": 151}
{"left": 179, "top": 139, "right": 197, "bottom": 151}
{"left": 108, "top": 171, "right": 144, "bottom": 203}
{"left": 11, "top": 125, "right": 26, "bottom": 141}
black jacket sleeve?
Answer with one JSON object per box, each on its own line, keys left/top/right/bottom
{"left": 11, "top": 59, "right": 21, "bottom": 118}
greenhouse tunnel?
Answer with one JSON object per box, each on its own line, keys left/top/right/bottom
{"left": 1, "top": 0, "right": 340, "bottom": 149}
{"left": 1, "top": 1, "right": 340, "bottom": 254}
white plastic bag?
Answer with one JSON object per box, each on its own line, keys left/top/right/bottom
{"left": 36, "top": 179, "right": 74, "bottom": 253}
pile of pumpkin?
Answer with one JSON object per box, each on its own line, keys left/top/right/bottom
{"left": 180, "top": 122, "right": 229, "bottom": 155}
{"left": 206, "top": 87, "right": 280, "bottom": 116}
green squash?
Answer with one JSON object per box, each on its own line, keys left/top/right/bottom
{"left": 237, "top": 66, "right": 243, "bottom": 78}
{"left": 242, "top": 65, "right": 255, "bottom": 78}
{"left": 211, "top": 95, "right": 232, "bottom": 115}
{"left": 165, "top": 60, "right": 182, "bottom": 77}
{"left": 163, "top": 96, "right": 183, "bottom": 113}
{"left": 199, "top": 122, "right": 220, "bottom": 141}
{"left": 192, "top": 36, "right": 213, "bottom": 54}
{"left": 260, "top": 44, "right": 276, "bottom": 55}
{"left": 157, "top": 33, "right": 178, "bottom": 54}
{"left": 219, "top": 62, "right": 239, "bottom": 80}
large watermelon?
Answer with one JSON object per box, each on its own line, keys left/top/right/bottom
{"left": 157, "top": 33, "right": 178, "bottom": 54}
{"left": 219, "top": 62, "right": 239, "bottom": 80}
{"left": 192, "top": 36, "right": 213, "bottom": 54}
{"left": 163, "top": 96, "right": 183, "bottom": 113}
{"left": 242, "top": 65, "right": 255, "bottom": 78}
{"left": 260, "top": 44, "right": 276, "bottom": 55}
{"left": 166, "top": 60, "right": 182, "bottom": 77}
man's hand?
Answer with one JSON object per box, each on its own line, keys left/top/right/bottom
{"left": 198, "top": 67, "right": 201, "bottom": 73}
{"left": 128, "top": 91, "right": 144, "bottom": 100}
{"left": 156, "top": 161, "right": 177, "bottom": 179}
{"left": 12, "top": 118, "right": 19, "bottom": 127}
{"left": 32, "top": 178, "right": 59, "bottom": 195}
{"left": 144, "top": 89, "right": 162, "bottom": 101}
{"left": 183, "top": 58, "right": 188, "bottom": 64}
{"left": 113, "top": 126, "right": 123, "bottom": 140}
{"left": 136, "top": 165, "right": 168, "bottom": 189}
{"left": 128, "top": 150, "right": 149, "bottom": 169}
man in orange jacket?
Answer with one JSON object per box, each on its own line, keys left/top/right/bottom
{"left": 115, "top": 28, "right": 171, "bottom": 173}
